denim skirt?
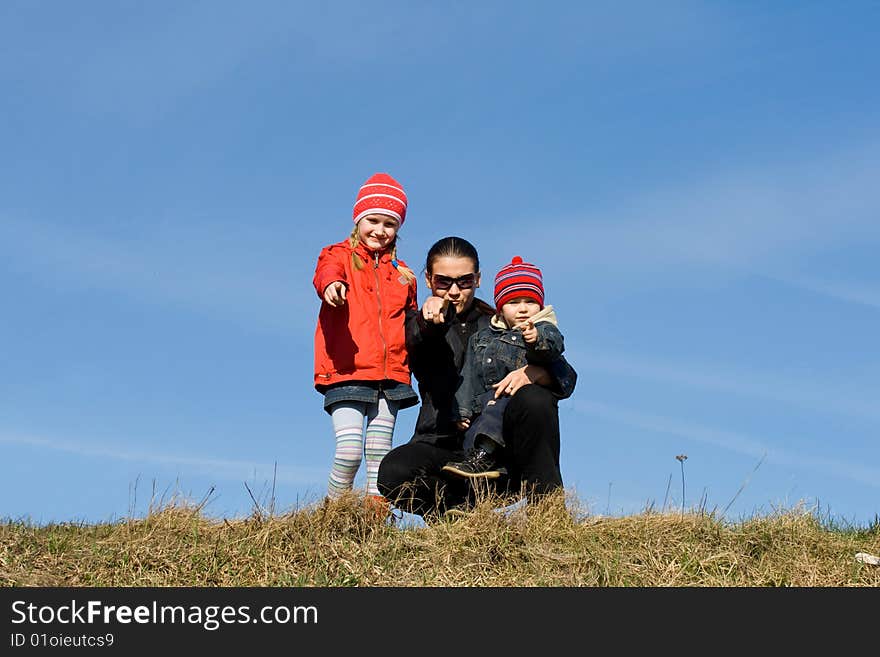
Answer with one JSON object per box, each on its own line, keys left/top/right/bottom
{"left": 321, "top": 380, "right": 419, "bottom": 414}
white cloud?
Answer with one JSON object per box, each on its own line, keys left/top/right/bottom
{"left": 0, "top": 431, "right": 324, "bottom": 487}
{"left": 515, "top": 141, "right": 880, "bottom": 280}
{"left": 573, "top": 399, "right": 880, "bottom": 489}
{"left": 0, "top": 215, "right": 313, "bottom": 336}
{"left": 768, "top": 274, "right": 880, "bottom": 311}
{"left": 571, "top": 348, "right": 880, "bottom": 422}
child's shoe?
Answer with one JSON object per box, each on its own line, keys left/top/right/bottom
{"left": 441, "top": 446, "right": 507, "bottom": 480}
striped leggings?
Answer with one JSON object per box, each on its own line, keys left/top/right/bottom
{"left": 327, "top": 397, "right": 399, "bottom": 498}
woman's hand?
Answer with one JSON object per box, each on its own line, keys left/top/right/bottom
{"left": 492, "top": 364, "right": 551, "bottom": 398}
{"left": 422, "top": 296, "right": 450, "bottom": 324}
{"left": 323, "top": 281, "right": 347, "bottom": 307}
{"left": 456, "top": 418, "right": 471, "bottom": 431}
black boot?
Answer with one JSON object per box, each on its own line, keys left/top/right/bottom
{"left": 441, "top": 444, "right": 507, "bottom": 480}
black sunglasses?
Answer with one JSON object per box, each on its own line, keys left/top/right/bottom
{"left": 431, "top": 273, "right": 477, "bottom": 291}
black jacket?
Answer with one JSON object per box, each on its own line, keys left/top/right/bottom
{"left": 405, "top": 298, "right": 577, "bottom": 447}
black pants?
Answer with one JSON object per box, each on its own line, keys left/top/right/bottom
{"left": 378, "top": 384, "right": 562, "bottom": 518}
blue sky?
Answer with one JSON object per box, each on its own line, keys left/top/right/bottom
{"left": 2, "top": 1, "right": 878, "bottom": 526}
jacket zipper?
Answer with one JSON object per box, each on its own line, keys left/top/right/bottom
{"left": 373, "top": 252, "right": 388, "bottom": 379}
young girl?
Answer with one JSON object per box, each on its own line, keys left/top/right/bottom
{"left": 312, "top": 172, "right": 419, "bottom": 509}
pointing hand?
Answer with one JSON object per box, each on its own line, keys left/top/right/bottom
{"left": 323, "top": 281, "right": 347, "bottom": 307}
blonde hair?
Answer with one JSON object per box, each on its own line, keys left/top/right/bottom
{"left": 348, "top": 225, "right": 417, "bottom": 283}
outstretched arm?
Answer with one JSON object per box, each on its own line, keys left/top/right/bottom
{"left": 405, "top": 296, "right": 454, "bottom": 352}
{"left": 313, "top": 245, "right": 348, "bottom": 305}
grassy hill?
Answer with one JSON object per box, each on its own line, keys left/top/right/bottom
{"left": 2, "top": 492, "right": 878, "bottom": 586}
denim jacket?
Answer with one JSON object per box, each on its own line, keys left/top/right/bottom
{"left": 455, "top": 305, "right": 566, "bottom": 419}
{"left": 405, "top": 298, "right": 577, "bottom": 446}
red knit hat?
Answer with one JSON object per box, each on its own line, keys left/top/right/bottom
{"left": 352, "top": 172, "right": 408, "bottom": 226}
{"left": 494, "top": 256, "right": 545, "bottom": 311}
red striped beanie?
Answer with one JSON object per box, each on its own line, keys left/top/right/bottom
{"left": 352, "top": 172, "right": 408, "bottom": 226}
{"left": 493, "top": 256, "right": 544, "bottom": 311}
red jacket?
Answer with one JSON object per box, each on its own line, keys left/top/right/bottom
{"left": 313, "top": 239, "right": 418, "bottom": 391}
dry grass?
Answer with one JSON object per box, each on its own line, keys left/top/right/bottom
{"left": 2, "top": 491, "right": 878, "bottom": 587}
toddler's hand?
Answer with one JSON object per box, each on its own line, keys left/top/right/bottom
{"left": 517, "top": 319, "right": 537, "bottom": 343}
{"left": 323, "top": 281, "right": 347, "bottom": 307}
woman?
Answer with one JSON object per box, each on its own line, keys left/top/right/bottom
{"left": 377, "top": 236, "right": 577, "bottom": 518}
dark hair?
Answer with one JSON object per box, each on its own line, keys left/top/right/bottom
{"left": 425, "top": 236, "right": 480, "bottom": 275}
